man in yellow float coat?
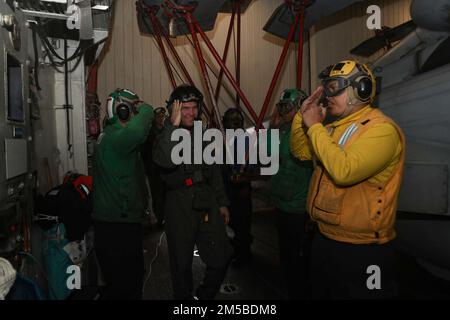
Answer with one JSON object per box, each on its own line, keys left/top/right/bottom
{"left": 290, "top": 60, "right": 405, "bottom": 299}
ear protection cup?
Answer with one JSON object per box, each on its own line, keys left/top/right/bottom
{"left": 106, "top": 88, "right": 140, "bottom": 122}
{"left": 116, "top": 101, "right": 132, "bottom": 121}
{"left": 353, "top": 75, "right": 373, "bottom": 102}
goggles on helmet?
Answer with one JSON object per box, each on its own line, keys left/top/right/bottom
{"left": 276, "top": 100, "right": 296, "bottom": 116}
{"left": 178, "top": 92, "right": 201, "bottom": 104}
{"left": 321, "top": 70, "right": 364, "bottom": 98}
{"left": 321, "top": 60, "right": 374, "bottom": 99}
{"left": 322, "top": 77, "right": 351, "bottom": 97}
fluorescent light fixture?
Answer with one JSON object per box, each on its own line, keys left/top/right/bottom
{"left": 40, "top": 0, "right": 109, "bottom": 10}
{"left": 92, "top": 5, "right": 109, "bottom": 11}
{"left": 41, "top": 0, "right": 67, "bottom": 3}
{"left": 41, "top": 0, "right": 95, "bottom": 4}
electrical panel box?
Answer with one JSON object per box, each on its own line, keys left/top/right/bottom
{"left": 5, "top": 139, "right": 28, "bottom": 180}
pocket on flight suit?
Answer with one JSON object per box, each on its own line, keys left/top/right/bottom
{"left": 313, "top": 177, "right": 345, "bottom": 226}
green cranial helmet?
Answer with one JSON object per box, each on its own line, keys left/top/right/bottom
{"left": 276, "top": 88, "right": 308, "bottom": 116}
{"left": 106, "top": 88, "right": 140, "bottom": 120}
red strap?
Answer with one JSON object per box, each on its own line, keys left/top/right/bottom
{"left": 184, "top": 178, "right": 193, "bottom": 186}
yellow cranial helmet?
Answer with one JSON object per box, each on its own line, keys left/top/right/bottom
{"left": 321, "top": 60, "right": 376, "bottom": 103}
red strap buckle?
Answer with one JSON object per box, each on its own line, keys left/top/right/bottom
{"left": 184, "top": 178, "right": 193, "bottom": 186}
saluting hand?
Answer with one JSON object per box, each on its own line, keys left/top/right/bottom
{"left": 300, "top": 86, "right": 323, "bottom": 114}
{"left": 301, "top": 86, "right": 327, "bottom": 128}
{"left": 171, "top": 100, "right": 182, "bottom": 127}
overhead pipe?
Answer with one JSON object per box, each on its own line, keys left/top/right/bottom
{"left": 147, "top": 1, "right": 213, "bottom": 121}
{"left": 183, "top": 9, "right": 224, "bottom": 132}
{"left": 164, "top": 0, "right": 259, "bottom": 125}
{"left": 255, "top": 4, "right": 301, "bottom": 129}
{"left": 236, "top": 0, "right": 242, "bottom": 106}
{"left": 155, "top": 14, "right": 195, "bottom": 86}
{"left": 296, "top": 5, "right": 305, "bottom": 89}
{"left": 214, "top": 1, "right": 236, "bottom": 102}
{"left": 145, "top": 5, "right": 177, "bottom": 89}
{"left": 192, "top": 19, "right": 259, "bottom": 125}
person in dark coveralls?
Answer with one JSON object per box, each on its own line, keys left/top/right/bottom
{"left": 93, "top": 88, "right": 154, "bottom": 299}
{"left": 268, "top": 88, "right": 313, "bottom": 299}
{"left": 153, "top": 84, "right": 233, "bottom": 300}
{"left": 222, "top": 107, "right": 254, "bottom": 267}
